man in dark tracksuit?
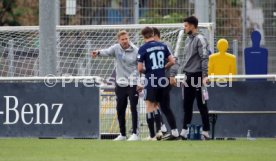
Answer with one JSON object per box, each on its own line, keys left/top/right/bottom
{"left": 92, "top": 30, "right": 140, "bottom": 141}
{"left": 179, "top": 16, "right": 210, "bottom": 140}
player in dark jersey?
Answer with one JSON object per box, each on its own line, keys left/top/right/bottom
{"left": 151, "top": 27, "right": 180, "bottom": 137}
{"left": 137, "top": 27, "right": 179, "bottom": 140}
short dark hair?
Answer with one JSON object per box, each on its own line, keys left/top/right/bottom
{"left": 183, "top": 16, "right": 198, "bottom": 28}
{"left": 141, "top": 27, "right": 154, "bottom": 39}
{"left": 152, "top": 27, "right": 160, "bottom": 38}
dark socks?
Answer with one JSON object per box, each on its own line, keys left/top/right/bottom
{"left": 154, "top": 109, "right": 161, "bottom": 132}
{"left": 146, "top": 112, "right": 155, "bottom": 138}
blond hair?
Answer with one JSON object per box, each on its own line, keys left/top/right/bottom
{"left": 117, "top": 30, "right": 128, "bottom": 39}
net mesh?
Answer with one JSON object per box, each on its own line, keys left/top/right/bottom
{"left": 0, "top": 23, "right": 213, "bottom": 78}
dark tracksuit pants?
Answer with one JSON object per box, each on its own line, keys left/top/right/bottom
{"left": 182, "top": 72, "right": 210, "bottom": 131}
{"left": 115, "top": 84, "right": 139, "bottom": 136}
{"left": 158, "top": 84, "right": 177, "bottom": 130}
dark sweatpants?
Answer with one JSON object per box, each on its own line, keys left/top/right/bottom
{"left": 115, "top": 84, "right": 139, "bottom": 136}
{"left": 182, "top": 72, "right": 210, "bottom": 131}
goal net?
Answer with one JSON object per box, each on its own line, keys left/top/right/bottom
{"left": 0, "top": 23, "right": 214, "bottom": 138}
{"left": 0, "top": 23, "right": 213, "bottom": 78}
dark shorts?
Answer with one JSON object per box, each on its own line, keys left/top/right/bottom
{"left": 144, "top": 85, "right": 171, "bottom": 103}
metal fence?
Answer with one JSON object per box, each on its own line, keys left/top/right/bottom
{"left": 60, "top": 0, "right": 192, "bottom": 25}
{"left": 2, "top": 0, "right": 275, "bottom": 73}
{"left": 60, "top": 0, "right": 276, "bottom": 74}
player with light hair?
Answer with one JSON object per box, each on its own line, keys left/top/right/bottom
{"left": 92, "top": 30, "right": 140, "bottom": 141}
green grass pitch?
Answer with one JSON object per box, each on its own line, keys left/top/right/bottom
{"left": 0, "top": 139, "right": 275, "bottom": 161}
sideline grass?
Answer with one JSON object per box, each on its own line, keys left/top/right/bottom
{"left": 0, "top": 139, "right": 275, "bottom": 161}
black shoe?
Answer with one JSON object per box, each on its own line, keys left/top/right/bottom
{"left": 162, "top": 134, "right": 179, "bottom": 141}
{"left": 162, "top": 131, "right": 169, "bottom": 136}
{"left": 180, "top": 135, "right": 188, "bottom": 140}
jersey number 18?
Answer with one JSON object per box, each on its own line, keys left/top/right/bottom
{"left": 149, "top": 51, "right": 164, "bottom": 70}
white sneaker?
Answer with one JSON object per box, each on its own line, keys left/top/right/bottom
{"left": 171, "top": 129, "right": 179, "bottom": 137}
{"left": 201, "top": 131, "right": 210, "bottom": 140}
{"left": 143, "top": 136, "right": 157, "bottom": 141}
{"left": 113, "top": 134, "right": 127, "bottom": 141}
{"left": 180, "top": 129, "right": 189, "bottom": 139}
{"left": 156, "top": 130, "right": 163, "bottom": 140}
{"left": 127, "top": 133, "right": 140, "bottom": 141}
{"left": 161, "top": 124, "right": 167, "bottom": 133}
